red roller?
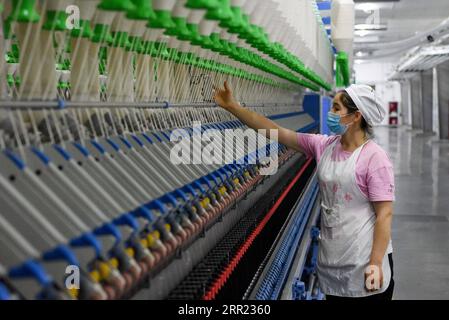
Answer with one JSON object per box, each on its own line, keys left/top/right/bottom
{"left": 203, "top": 158, "right": 313, "bottom": 300}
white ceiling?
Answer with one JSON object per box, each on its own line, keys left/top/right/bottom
{"left": 354, "top": 0, "right": 449, "bottom": 43}
{"left": 351, "top": 0, "right": 449, "bottom": 63}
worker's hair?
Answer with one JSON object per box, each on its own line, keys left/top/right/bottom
{"left": 338, "top": 90, "right": 374, "bottom": 137}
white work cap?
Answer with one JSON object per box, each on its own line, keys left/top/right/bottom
{"left": 345, "top": 84, "right": 386, "bottom": 126}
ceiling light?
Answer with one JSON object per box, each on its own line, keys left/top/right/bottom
{"left": 355, "top": 30, "right": 371, "bottom": 37}
{"left": 354, "top": 36, "right": 380, "bottom": 43}
{"left": 355, "top": 3, "right": 379, "bottom": 13}
{"left": 355, "top": 24, "right": 387, "bottom": 31}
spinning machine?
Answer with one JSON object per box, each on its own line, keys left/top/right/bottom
{"left": 0, "top": 0, "right": 334, "bottom": 300}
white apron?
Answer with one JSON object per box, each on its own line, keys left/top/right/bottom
{"left": 316, "top": 139, "right": 393, "bottom": 297}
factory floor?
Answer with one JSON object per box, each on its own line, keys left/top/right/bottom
{"left": 374, "top": 126, "right": 449, "bottom": 300}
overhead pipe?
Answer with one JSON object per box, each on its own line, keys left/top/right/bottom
{"left": 354, "top": 17, "right": 449, "bottom": 53}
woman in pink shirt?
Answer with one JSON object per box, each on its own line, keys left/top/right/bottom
{"left": 214, "top": 82, "right": 395, "bottom": 300}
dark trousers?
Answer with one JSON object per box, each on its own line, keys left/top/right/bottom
{"left": 325, "top": 253, "right": 395, "bottom": 301}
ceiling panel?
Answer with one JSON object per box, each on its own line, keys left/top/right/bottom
{"left": 354, "top": 0, "right": 449, "bottom": 44}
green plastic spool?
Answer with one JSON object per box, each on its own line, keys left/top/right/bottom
{"left": 127, "top": 0, "right": 155, "bottom": 20}
{"left": 142, "top": 41, "right": 151, "bottom": 54}
{"left": 9, "top": 0, "right": 40, "bottom": 23}
{"left": 166, "top": 48, "right": 180, "bottom": 63}
{"left": 218, "top": 39, "right": 230, "bottom": 55}
{"left": 7, "top": 74, "right": 15, "bottom": 87}
{"left": 200, "top": 35, "right": 214, "bottom": 50}
{"left": 3, "top": 19, "right": 13, "bottom": 39}
{"left": 220, "top": 6, "right": 242, "bottom": 29}
{"left": 186, "top": 0, "right": 219, "bottom": 10}
{"left": 92, "top": 24, "right": 114, "bottom": 43}
{"left": 239, "top": 22, "right": 257, "bottom": 41}
{"left": 14, "top": 75, "right": 21, "bottom": 86}
{"left": 11, "top": 44, "right": 20, "bottom": 62}
{"left": 231, "top": 13, "right": 250, "bottom": 36}
{"left": 148, "top": 10, "right": 175, "bottom": 29}
{"left": 58, "top": 81, "right": 70, "bottom": 90}
{"left": 111, "top": 31, "right": 131, "bottom": 48}
{"left": 128, "top": 36, "right": 144, "bottom": 53}
{"left": 217, "top": 63, "right": 226, "bottom": 74}
{"left": 183, "top": 53, "right": 194, "bottom": 65}
{"left": 186, "top": 24, "right": 203, "bottom": 46}
{"left": 70, "top": 19, "right": 93, "bottom": 38}
{"left": 98, "top": 0, "right": 135, "bottom": 11}
{"left": 208, "top": 60, "right": 218, "bottom": 72}
{"left": 205, "top": 0, "right": 233, "bottom": 21}
{"left": 97, "top": 50, "right": 106, "bottom": 74}
{"left": 145, "top": 41, "right": 159, "bottom": 56}
{"left": 176, "top": 18, "right": 192, "bottom": 41}
{"left": 64, "top": 40, "right": 72, "bottom": 54}
{"left": 165, "top": 17, "right": 190, "bottom": 39}
{"left": 152, "top": 42, "right": 170, "bottom": 59}
{"left": 209, "top": 33, "right": 223, "bottom": 52}
{"left": 56, "top": 56, "right": 70, "bottom": 71}
{"left": 203, "top": 59, "right": 213, "bottom": 70}
{"left": 177, "top": 52, "right": 189, "bottom": 64}
{"left": 336, "top": 51, "right": 350, "bottom": 87}
{"left": 225, "top": 42, "right": 238, "bottom": 59}
{"left": 248, "top": 27, "right": 269, "bottom": 49}
{"left": 235, "top": 47, "right": 248, "bottom": 63}
{"left": 196, "top": 58, "right": 205, "bottom": 69}
{"left": 99, "top": 46, "right": 107, "bottom": 60}
{"left": 6, "top": 51, "right": 17, "bottom": 64}
{"left": 186, "top": 53, "right": 198, "bottom": 66}
{"left": 43, "top": 10, "right": 68, "bottom": 31}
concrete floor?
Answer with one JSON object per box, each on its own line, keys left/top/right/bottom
{"left": 374, "top": 126, "right": 449, "bottom": 299}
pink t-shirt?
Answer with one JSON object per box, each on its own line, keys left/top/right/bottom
{"left": 297, "top": 133, "right": 395, "bottom": 202}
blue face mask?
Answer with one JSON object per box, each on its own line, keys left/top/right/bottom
{"left": 327, "top": 112, "right": 353, "bottom": 135}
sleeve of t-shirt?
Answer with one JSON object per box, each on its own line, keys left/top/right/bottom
{"left": 366, "top": 150, "right": 395, "bottom": 202}
{"left": 296, "top": 133, "right": 335, "bottom": 161}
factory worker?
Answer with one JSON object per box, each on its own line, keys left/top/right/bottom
{"left": 214, "top": 82, "right": 395, "bottom": 300}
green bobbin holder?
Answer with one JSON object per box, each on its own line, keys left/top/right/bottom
{"left": 70, "top": 20, "right": 93, "bottom": 38}
{"left": 148, "top": 10, "right": 175, "bottom": 29}
{"left": 98, "top": 0, "right": 136, "bottom": 12}
{"left": 185, "top": 0, "right": 220, "bottom": 10}
{"left": 42, "top": 10, "right": 68, "bottom": 31}
{"left": 9, "top": 0, "right": 40, "bottom": 23}
{"left": 92, "top": 24, "right": 114, "bottom": 44}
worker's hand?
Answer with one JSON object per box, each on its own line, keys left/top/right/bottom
{"left": 364, "top": 263, "right": 383, "bottom": 292}
{"left": 213, "top": 81, "right": 238, "bottom": 110}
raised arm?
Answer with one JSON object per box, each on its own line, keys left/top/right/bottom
{"left": 213, "top": 81, "right": 303, "bottom": 152}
